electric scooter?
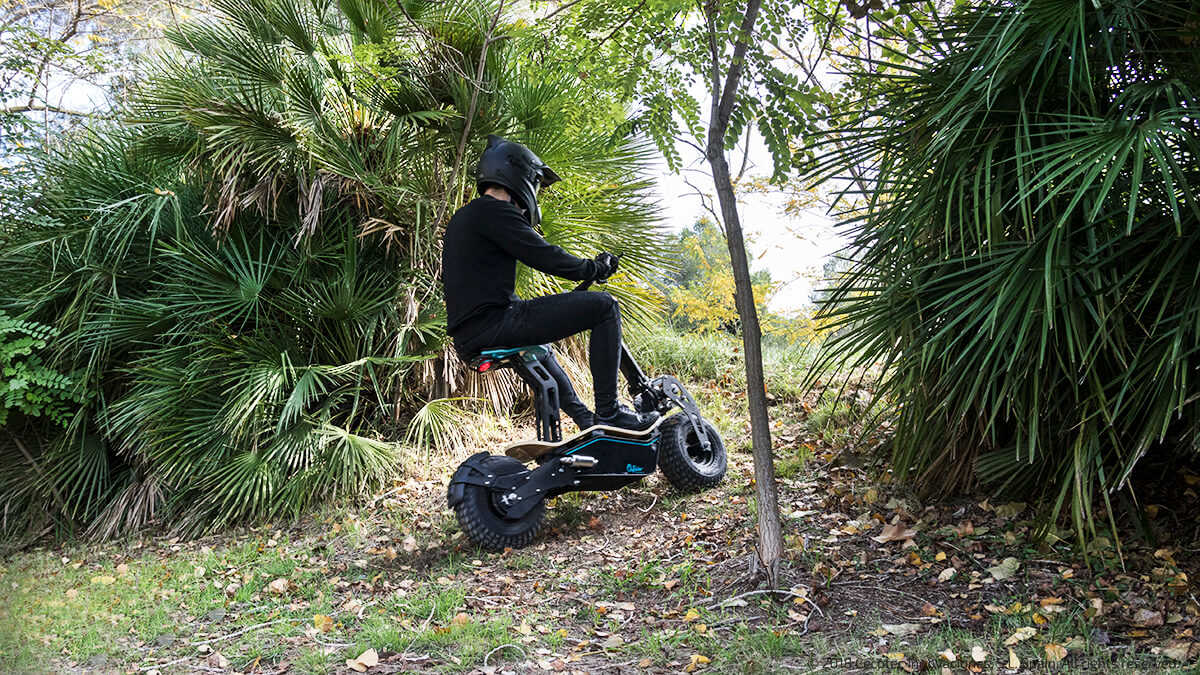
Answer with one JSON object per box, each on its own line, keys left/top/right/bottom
{"left": 447, "top": 279, "right": 727, "bottom": 551}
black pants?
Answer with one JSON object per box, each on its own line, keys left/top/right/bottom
{"left": 454, "top": 291, "right": 622, "bottom": 412}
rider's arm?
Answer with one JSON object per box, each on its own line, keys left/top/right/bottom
{"left": 485, "top": 204, "right": 600, "bottom": 281}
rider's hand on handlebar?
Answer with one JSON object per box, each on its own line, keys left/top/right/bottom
{"left": 593, "top": 252, "right": 619, "bottom": 282}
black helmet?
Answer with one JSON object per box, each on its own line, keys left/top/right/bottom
{"left": 475, "top": 134, "right": 561, "bottom": 228}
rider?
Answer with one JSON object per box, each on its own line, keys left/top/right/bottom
{"left": 442, "top": 135, "right": 659, "bottom": 432}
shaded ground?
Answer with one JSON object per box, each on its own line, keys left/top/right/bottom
{"left": 2, "top": 383, "right": 1198, "bottom": 674}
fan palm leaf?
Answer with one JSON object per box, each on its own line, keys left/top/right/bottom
{"left": 1, "top": 0, "right": 669, "bottom": 538}
{"left": 810, "top": 0, "right": 1199, "bottom": 548}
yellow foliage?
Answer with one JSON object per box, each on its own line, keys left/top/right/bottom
{"left": 669, "top": 229, "right": 775, "bottom": 333}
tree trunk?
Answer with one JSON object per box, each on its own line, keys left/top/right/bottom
{"left": 700, "top": 0, "right": 782, "bottom": 589}
{"left": 706, "top": 139, "right": 783, "bottom": 588}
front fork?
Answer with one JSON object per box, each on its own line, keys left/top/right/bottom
{"left": 620, "top": 345, "right": 710, "bottom": 453}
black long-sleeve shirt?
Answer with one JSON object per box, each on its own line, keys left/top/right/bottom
{"left": 442, "top": 195, "right": 599, "bottom": 338}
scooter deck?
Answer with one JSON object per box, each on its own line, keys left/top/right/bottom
{"left": 503, "top": 413, "right": 673, "bottom": 463}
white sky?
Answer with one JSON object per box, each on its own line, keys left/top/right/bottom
{"left": 648, "top": 139, "right": 846, "bottom": 315}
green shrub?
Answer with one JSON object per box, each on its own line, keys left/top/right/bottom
{"left": 0, "top": 312, "right": 83, "bottom": 426}
{"left": 810, "top": 0, "right": 1200, "bottom": 545}
{"left": 0, "top": 0, "right": 667, "bottom": 539}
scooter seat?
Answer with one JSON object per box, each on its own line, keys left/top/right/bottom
{"left": 468, "top": 345, "right": 550, "bottom": 373}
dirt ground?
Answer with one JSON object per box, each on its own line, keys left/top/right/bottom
{"left": 3, "top": 391, "right": 1200, "bottom": 674}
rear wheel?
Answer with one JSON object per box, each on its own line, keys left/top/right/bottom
{"left": 453, "top": 455, "right": 545, "bottom": 551}
{"left": 658, "top": 415, "right": 726, "bottom": 492}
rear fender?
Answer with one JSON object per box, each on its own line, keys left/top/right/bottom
{"left": 446, "top": 452, "right": 519, "bottom": 507}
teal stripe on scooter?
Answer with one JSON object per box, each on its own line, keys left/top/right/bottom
{"left": 564, "top": 436, "right": 656, "bottom": 459}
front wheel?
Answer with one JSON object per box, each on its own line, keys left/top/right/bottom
{"left": 658, "top": 415, "right": 726, "bottom": 492}
{"left": 452, "top": 455, "right": 545, "bottom": 551}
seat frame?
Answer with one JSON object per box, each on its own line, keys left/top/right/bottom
{"left": 469, "top": 343, "right": 654, "bottom": 444}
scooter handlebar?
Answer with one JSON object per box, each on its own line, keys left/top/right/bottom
{"left": 574, "top": 253, "right": 621, "bottom": 292}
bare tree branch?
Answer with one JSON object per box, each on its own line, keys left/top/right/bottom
{"left": 594, "top": 0, "right": 647, "bottom": 52}
{"left": 712, "top": 0, "right": 761, "bottom": 142}
{"left": 735, "top": 125, "right": 753, "bottom": 183}
{"left": 1, "top": 102, "right": 94, "bottom": 116}
{"left": 538, "top": 0, "right": 586, "bottom": 23}
{"left": 435, "top": 0, "right": 507, "bottom": 227}
{"left": 680, "top": 171, "right": 722, "bottom": 224}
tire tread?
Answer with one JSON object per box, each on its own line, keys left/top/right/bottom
{"left": 658, "top": 416, "right": 726, "bottom": 493}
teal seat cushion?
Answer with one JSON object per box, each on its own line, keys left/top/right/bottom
{"left": 480, "top": 345, "right": 550, "bottom": 362}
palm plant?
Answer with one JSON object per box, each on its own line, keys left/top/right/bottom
{"left": 0, "top": 0, "right": 669, "bottom": 539}
{"left": 811, "top": 0, "right": 1199, "bottom": 546}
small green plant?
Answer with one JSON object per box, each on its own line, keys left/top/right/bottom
{"left": 404, "top": 397, "right": 484, "bottom": 455}
{"left": 0, "top": 312, "right": 83, "bottom": 426}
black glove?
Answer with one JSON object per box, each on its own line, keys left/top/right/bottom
{"left": 593, "top": 252, "right": 619, "bottom": 281}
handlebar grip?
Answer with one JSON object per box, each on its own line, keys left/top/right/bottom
{"left": 574, "top": 253, "right": 621, "bottom": 292}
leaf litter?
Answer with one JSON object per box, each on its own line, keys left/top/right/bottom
{"left": 13, "top": 387, "right": 1200, "bottom": 672}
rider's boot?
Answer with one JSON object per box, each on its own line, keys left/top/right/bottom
{"left": 562, "top": 399, "right": 595, "bottom": 430}
{"left": 596, "top": 404, "right": 659, "bottom": 431}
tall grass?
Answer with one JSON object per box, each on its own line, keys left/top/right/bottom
{"left": 627, "top": 326, "right": 822, "bottom": 401}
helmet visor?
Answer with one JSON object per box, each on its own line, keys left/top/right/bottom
{"left": 538, "top": 166, "right": 561, "bottom": 188}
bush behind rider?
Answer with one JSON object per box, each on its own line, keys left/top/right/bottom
{"left": 441, "top": 135, "right": 659, "bottom": 432}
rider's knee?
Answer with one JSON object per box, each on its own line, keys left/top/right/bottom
{"left": 596, "top": 291, "right": 619, "bottom": 316}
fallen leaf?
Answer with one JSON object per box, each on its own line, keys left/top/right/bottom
{"left": 993, "top": 502, "right": 1026, "bottom": 518}
{"left": 986, "top": 557, "right": 1020, "bottom": 581}
{"left": 938, "top": 649, "right": 956, "bottom": 662}
{"left": 684, "top": 654, "right": 711, "bottom": 672}
{"left": 664, "top": 579, "right": 679, "bottom": 590}
{"left": 313, "top": 614, "right": 334, "bottom": 633}
{"left": 91, "top": 575, "right": 116, "bottom": 585}
{"left": 401, "top": 535, "right": 418, "bottom": 552}
{"left": 971, "top": 645, "right": 987, "bottom": 663}
{"left": 267, "top": 578, "right": 291, "bottom": 595}
{"left": 116, "top": 563, "right": 130, "bottom": 576}
{"left": 207, "top": 652, "right": 230, "bottom": 669}
{"left": 1004, "top": 627, "right": 1036, "bottom": 645}
{"left": 451, "top": 612, "right": 470, "bottom": 627}
{"left": 872, "top": 520, "right": 917, "bottom": 545}
{"left": 601, "top": 635, "right": 623, "bottom": 649}
{"left": 684, "top": 608, "right": 701, "bottom": 622}
{"left": 885, "top": 652, "right": 906, "bottom": 661}
{"left": 1007, "top": 648, "right": 1020, "bottom": 669}
{"left": 937, "top": 568, "right": 956, "bottom": 582}
{"left": 882, "top": 623, "right": 922, "bottom": 636}
{"left": 1162, "top": 643, "right": 1191, "bottom": 662}
{"left": 921, "top": 603, "right": 939, "bottom": 617}
{"left": 1133, "top": 609, "right": 1164, "bottom": 627}
{"left": 346, "top": 648, "right": 379, "bottom": 672}
{"left": 1044, "top": 643, "right": 1067, "bottom": 663}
